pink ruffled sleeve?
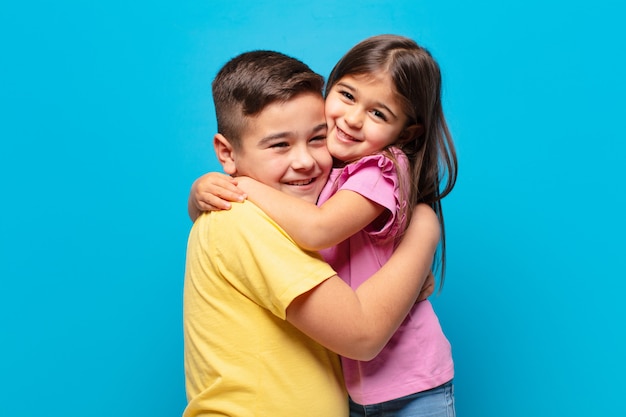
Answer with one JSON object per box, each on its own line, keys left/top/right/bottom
{"left": 332, "top": 149, "right": 409, "bottom": 240}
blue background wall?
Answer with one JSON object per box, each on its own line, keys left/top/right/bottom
{"left": 1, "top": 1, "right": 624, "bottom": 416}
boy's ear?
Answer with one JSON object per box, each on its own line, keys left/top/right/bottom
{"left": 400, "top": 124, "right": 424, "bottom": 142}
{"left": 213, "top": 133, "right": 237, "bottom": 175}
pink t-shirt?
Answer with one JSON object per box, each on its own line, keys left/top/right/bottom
{"left": 318, "top": 148, "right": 454, "bottom": 405}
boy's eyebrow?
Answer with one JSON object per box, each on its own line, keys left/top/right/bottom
{"left": 311, "top": 122, "right": 328, "bottom": 134}
{"left": 258, "top": 131, "right": 290, "bottom": 145}
{"left": 336, "top": 81, "right": 399, "bottom": 120}
{"left": 258, "top": 123, "right": 327, "bottom": 145}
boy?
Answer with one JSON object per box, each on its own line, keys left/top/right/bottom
{"left": 183, "top": 50, "right": 440, "bottom": 417}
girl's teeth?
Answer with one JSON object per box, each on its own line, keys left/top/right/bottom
{"left": 289, "top": 179, "right": 313, "bottom": 186}
{"left": 338, "top": 128, "right": 357, "bottom": 142}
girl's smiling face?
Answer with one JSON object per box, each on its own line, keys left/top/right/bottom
{"left": 324, "top": 72, "right": 411, "bottom": 163}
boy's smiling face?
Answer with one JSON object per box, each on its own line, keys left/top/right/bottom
{"left": 216, "top": 93, "right": 331, "bottom": 204}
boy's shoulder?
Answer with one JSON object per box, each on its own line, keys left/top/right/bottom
{"left": 197, "top": 200, "right": 325, "bottom": 262}
{"left": 200, "top": 200, "right": 277, "bottom": 233}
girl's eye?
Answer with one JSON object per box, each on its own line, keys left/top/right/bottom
{"left": 340, "top": 91, "right": 354, "bottom": 101}
{"left": 372, "top": 110, "right": 388, "bottom": 121}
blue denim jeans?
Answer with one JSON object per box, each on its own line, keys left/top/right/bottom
{"left": 349, "top": 380, "right": 455, "bottom": 417}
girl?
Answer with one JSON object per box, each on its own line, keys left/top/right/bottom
{"left": 190, "top": 35, "right": 458, "bottom": 417}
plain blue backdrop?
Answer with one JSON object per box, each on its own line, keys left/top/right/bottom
{"left": 1, "top": 1, "right": 624, "bottom": 416}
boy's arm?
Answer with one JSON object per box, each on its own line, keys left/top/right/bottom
{"left": 237, "top": 176, "right": 385, "bottom": 250}
{"left": 188, "top": 172, "right": 246, "bottom": 221}
{"left": 286, "top": 203, "right": 440, "bottom": 361}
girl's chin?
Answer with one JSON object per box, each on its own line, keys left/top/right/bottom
{"left": 328, "top": 142, "right": 351, "bottom": 155}
{"left": 327, "top": 140, "right": 349, "bottom": 154}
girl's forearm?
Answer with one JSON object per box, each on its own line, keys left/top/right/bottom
{"left": 238, "top": 177, "right": 384, "bottom": 250}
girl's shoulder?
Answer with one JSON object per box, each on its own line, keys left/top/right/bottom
{"left": 333, "top": 148, "right": 409, "bottom": 240}
{"left": 340, "top": 147, "right": 408, "bottom": 178}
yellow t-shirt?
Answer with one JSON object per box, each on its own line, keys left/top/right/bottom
{"left": 183, "top": 201, "right": 347, "bottom": 417}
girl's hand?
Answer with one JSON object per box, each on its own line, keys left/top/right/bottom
{"left": 188, "top": 172, "right": 247, "bottom": 221}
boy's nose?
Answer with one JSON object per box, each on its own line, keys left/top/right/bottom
{"left": 291, "top": 147, "right": 316, "bottom": 171}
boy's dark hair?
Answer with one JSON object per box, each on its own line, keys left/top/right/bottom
{"left": 212, "top": 50, "right": 325, "bottom": 149}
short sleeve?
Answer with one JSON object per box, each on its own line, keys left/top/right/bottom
{"left": 210, "top": 202, "right": 337, "bottom": 319}
{"left": 330, "top": 150, "right": 408, "bottom": 240}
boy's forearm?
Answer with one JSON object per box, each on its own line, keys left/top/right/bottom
{"left": 351, "top": 204, "right": 439, "bottom": 357}
{"left": 287, "top": 204, "right": 440, "bottom": 360}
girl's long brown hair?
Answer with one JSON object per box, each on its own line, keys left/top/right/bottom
{"left": 326, "top": 35, "right": 458, "bottom": 290}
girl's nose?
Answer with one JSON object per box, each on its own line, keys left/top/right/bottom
{"left": 344, "top": 107, "right": 363, "bottom": 129}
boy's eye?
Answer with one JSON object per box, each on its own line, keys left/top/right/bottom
{"left": 310, "top": 135, "right": 327, "bottom": 143}
{"left": 269, "top": 142, "right": 289, "bottom": 148}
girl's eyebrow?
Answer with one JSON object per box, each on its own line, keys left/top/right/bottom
{"left": 335, "top": 81, "right": 399, "bottom": 120}
{"left": 336, "top": 81, "right": 355, "bottom": 91}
